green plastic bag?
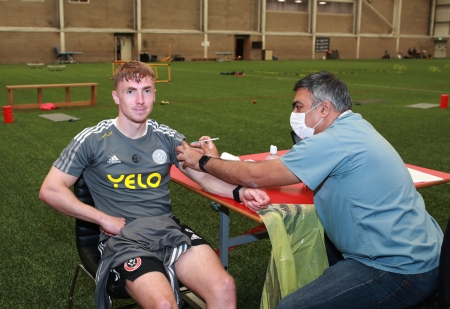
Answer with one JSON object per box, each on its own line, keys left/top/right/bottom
{"left": 259, "top": 204, "right": 329, "bottom": 309}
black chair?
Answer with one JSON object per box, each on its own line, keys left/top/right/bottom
{"left": 68, "top": 176, "right": 137, "bottom": 309}
{"left": 68, "top": 176, "right": 205, "bottom": 309}
{"left": 407, "top": 217, "right": 450, "bottom": 309}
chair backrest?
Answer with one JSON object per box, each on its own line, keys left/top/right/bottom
{"left": 74, "top": 176, "right": 100, "bottom": 249}
{"left": 73, "top": 175, "right": 131, "bottom": 299}
{"left": 54, "top": 46, "right": 59, "bottom": 56}
{"left": 438, "top": 217, "right": 450, "bottom": 308}
{"left": 73, "top": 176, "right": 101, "bottom": 276}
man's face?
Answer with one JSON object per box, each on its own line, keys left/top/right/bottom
{"left": 112, "top": 76, "right": 155, "bottom": 124}
{"left": 292, "top": 88, "right": 322, "bottom": 129}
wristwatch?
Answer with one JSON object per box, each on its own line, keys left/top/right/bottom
{"left": 198, "top": 155, "right": 211, "bottom": 172}
{"left": 233, "top": 185, "right": 243, "bottom": 203}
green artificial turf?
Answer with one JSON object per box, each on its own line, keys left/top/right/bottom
{"left": 0, "top": 59, "right": 449, "bottom": 308}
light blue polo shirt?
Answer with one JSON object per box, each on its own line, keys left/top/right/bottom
{"left": 280, "top": 112, "right": 442, "bottom": 274}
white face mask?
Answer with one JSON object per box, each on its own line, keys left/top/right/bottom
{"left": 290, "top": 103, "right": 323, "bottom": 140}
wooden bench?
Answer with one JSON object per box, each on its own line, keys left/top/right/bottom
{"left": 191, "top": 58, "right": 219, "bottom": 62}
{"left": 47, "top": 65, "right": 66, "bottom": 71}
{"left": 6, "top": 83, "right": 98, "bottom": 110}
{"left": 27, "top": 63, "right": 44, "bottom": 69}
{"left": 214, "top": 52, "right": 234, "bottom": 62}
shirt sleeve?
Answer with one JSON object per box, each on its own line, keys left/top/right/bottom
{"left": 53, "top": 136, "right": 93, "bottom": 176}
{"left": 280, "top": 133, "right": 350, "bottom": 191}
{"left": 157, "top": 124, "right": 185, "bottom": 165}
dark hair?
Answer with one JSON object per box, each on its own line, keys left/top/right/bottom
{"left": 113, "top": 61, "right": 155, "bottom": 89}
{"left": 293, "top": 71, "right": 352, "bottom": 112}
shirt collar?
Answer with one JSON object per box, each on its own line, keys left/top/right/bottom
{"left": 338, "top": 110, "right": 352, "bottom": 118}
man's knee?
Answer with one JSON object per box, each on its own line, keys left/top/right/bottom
{"left": 213, "top": 272, "right": 236, "bottom": 295}
{"left": 205, "top": 273, "right": 236, "bottom": 308}
{"left": 147, "top": 299, "right": 174, "bottom": 309}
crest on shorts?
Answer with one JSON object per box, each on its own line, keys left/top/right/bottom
{"left": 152, "top": 149, "right": 167, "bottom": 164}
{"left": 124, "top": 258, "right": 142, "bottom": 272}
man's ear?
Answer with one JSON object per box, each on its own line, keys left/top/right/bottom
{"left": 319, "top": 100, "right": 332, "bottom": 117}
{"left": 112, "top": 91, "right": 120, "bottom": 105}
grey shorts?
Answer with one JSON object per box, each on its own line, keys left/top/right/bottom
{"left": 102, "top": 217, "right": 210, "bottom": 284}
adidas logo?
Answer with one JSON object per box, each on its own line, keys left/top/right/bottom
{"left": 191, "top": 234, "right": 202, "bottom": 240}
{"left": 107, "top": 155, "right": 121, "bottom": 164}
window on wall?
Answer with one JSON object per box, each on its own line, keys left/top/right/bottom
{"left": 22, "top": 0, "right": 44, "bottom": 2}
{"left": 266, "top": 0, "right": 309, "bottom": 12}
{"left": 69, "top": 0, "right": 89, "bottom": 3}
{"left": 317, "top": 1, "right": 353, "bottom": 14}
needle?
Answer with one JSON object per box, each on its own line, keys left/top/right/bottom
{"left": 193, "top": 138, "right": 219, "bottom": 144}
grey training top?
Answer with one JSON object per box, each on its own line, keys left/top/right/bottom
{"left": 54, "top": 118, "right": 185, "bottom": 223}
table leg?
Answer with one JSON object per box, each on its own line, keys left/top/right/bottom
{"left": 219, "top": 206, "right": 230, "bottom": 270}
{"left": 219, "top": 206, "right": 269, "bottom": 271}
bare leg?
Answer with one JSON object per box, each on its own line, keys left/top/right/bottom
{"left": 175, "top": 244, "right": 236, "bottom": 309}
{"left": 125, "top": 271, "right": 178, "bottom": 309}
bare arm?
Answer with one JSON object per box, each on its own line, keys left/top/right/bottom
{"left": 176, "top": 141, "right": 300, "bottom": 188}
{"left": 39, "top": 166, "right": 126, "bottom": 236}
{"left": 178, "top": 163, "right": 271, "bottom": 211}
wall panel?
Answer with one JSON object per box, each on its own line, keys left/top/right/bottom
{"left": 359, "top": 37, "right": 398, "bottom": 59}
{"left": 208, "top": 0, "right": 259, "bottom": 31}
{"left": 360, "top": 1, "right": 393, "bottom": 34}
{"left": 398, "top": 38, "right": 434, "bottom": 57}
{"left": 327, "top": 37, "right": 357, "bottom": 59}
{"left": 266, "top": 11, "right": 308, "bottom": 32}
{"left": 0, "top": 1, "right": 58, "bottom": 28}
{"left": 141, "top": 0, "right": 200, "bottom": 30}
{"left": 65, "top": 32, "right": 114, "bottom": 63}
{"left": 401, "top": 0, "right": 431, "bottom": 35}
{"left": 64, "top": 1, "right": 134, "bottom": 29}
{"left": 265, "top": 35, "right": 312, "bottom": 60}
{"left": 141, "top": 33, "right": 205, "bottom": 60}
{"left": 207, "top": 34, "right": 236, "bottom": 58}
{"left": 316, "top": 14, "right": 353, "bottom": 33}
{"left": 250, "top": 35, "right": 263, "bottom": 60}
{"left": 0, "top": 32, "right": 60, "bottom": 64}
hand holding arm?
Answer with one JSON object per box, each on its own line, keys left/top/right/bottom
{"left": 176, "top": 140, "right": 204, "bottom": 171}
{"left": 179, "top": 162, "right": 270, "bottom": 212}
{"left": 189, "top": 136, "right": 220, "bottom": 158}
{"left": 240, "top": 188, "right": 270, "bottom": 212}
